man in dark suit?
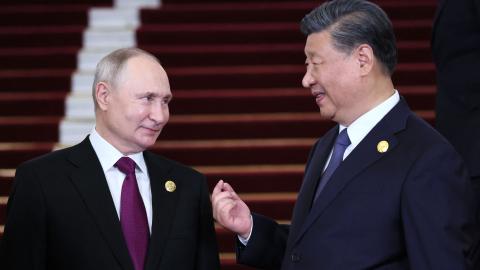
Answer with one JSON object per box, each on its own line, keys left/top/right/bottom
{"left": 432, "top": 0, "right": 480, "bottom": 219}
{"left": 432, "top": 0, "right": 480, "bottom": 266}
{"left": 0, "top": 48, "right": 220, "bottom": 270}
{"left": 212, "top": 0, "right": 477, "bottom": 269}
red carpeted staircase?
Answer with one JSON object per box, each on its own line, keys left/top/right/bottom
{"left": 0, "top": 0, "right": 113, "bottom": 255}
{"left": 0, "top": 0, "right": 437, "bottom": 269}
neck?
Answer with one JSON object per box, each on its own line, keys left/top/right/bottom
{"left": 341, "top": 76, "right": 395, "bottom": 126}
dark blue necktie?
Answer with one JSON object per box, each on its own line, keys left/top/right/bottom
{"left": 313, "top": 129, "right": 351, "bottom": 203}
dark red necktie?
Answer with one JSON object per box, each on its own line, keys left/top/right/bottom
{"left": 115, "top": 157, "right": 149, "bottom": 270}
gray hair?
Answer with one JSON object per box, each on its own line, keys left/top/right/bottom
{"left": 300, "top": 0, "right": 397, "bottom": 75}
{"left": 92, "top": 47, "right": 160, "bottom": 110}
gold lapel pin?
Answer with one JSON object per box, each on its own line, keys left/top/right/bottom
{"left": 377, "top": 140, "right": 389, "bottom": 153}
{"left": 165, "top": 180, "right": 176, "bottom": 192}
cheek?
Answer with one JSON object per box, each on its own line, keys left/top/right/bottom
{"left": 164, "top": 107, "right": 170, "bottom": 119}
{"left": 128, "top": 105, "right": 149, "bottom": 120}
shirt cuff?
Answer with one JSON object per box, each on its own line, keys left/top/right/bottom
{"left": 237, "top": 215, "right": 253, "bottom": 246}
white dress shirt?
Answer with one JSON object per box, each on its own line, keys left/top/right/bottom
{"left": 325, "top": 89, "right": 400, "bottom": 166}
{"left": 240, "top": 90, "right": 400, "bottom": 244}
{"left": 89, "top": 128, "right": 153, "bottom": 233}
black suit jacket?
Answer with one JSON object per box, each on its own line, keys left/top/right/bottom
{"left": 0, "top": 137, "right": 220, "bottom": 270}
{"left": 431, "top": 0, "right": 480, "bottom": 178}
{"left": 238, "top": 98, "right": 477, "bottom": 269}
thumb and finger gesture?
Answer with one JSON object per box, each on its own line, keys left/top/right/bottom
{"left": 212, "top": 180, "right": 252, "bottom": 238}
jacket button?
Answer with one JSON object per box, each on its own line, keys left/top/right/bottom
{"left": 291, "top": 253, "right": 301, "bottom": 262}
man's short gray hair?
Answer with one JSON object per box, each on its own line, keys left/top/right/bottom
{"left": 300, "top": 0, "right": 397, "bottom": 75}
{"left": 92, "top": 47, "right": 160, "bottom": 110}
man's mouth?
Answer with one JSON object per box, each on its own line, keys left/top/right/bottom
{"left": 313, "top": 91, "right": 326, "bottom": 103}
{"left": 142, "top": 126, "right": 161, "bottom": 133}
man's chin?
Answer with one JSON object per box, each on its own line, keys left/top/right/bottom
{"left": 318, "top": 109, "right": 333, "bottom": 120}
{"left": 136, "top": 135, "right": 160, "bottom": 149}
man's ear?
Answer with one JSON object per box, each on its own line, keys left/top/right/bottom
{"left": 95, "top": 82, "right": 111, "bottom": 111}
{"left": 356, "top": 44, "right": 374, "bottom": 76}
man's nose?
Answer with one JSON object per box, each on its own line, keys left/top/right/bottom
{"left": 302, "top": 68, "right": 315, "bottom": 88}
{"left": 150, "top": 102, "right": 169, "bottom": 124}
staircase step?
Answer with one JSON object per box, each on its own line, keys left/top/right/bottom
{"left": 0, "top": 69, "right": 72, "bottom": 92}
{"left": 142, "top": 2, "right": 316, "bottom": 25}
{"left": 1, "top": 0, "right": 111, "bottom": 4}
{"left": 141, "top": 1, "right": 434, "bottom": 24}
{"left": 0, "top": 170, "right": 14, "bottom": 196}
{"left": 0, "top": 47, "right": 79, "bottom": 70}
{"left": 0, "top": 118, "right": 59, "bottom": 143}
{"left": 0, "top": 5, "right": 89, "bottom": 27}
{"left": 0, "top": 143, "right": 54, "bottom": 169}
{"left": 137, "top": 20, "right": 432, "bottom": 46}
{"left": 0, "top": 26, "right": 84, "bottom": 49}
{"left": 219, "top": 253, "right": 256, "bottom": 270}
{"left": 0, "top": 92, "right": 66, "bottom": 116}
{"left": 217, "top": 227, "right": 237, "bottom": 253}
{"left": 201, "top": 165, "right": 304, "bottom": 193}
{"left": 0, "top": 196, "right": 7, "bottom": 224}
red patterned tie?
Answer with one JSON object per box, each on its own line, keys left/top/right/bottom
{"left": 115, "top": 157, "right": 149, "bottom": 270}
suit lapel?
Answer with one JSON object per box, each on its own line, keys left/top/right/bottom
{"left": 288, "top": 127, "right": 337, "bottom": 241}
{"left": 67, "top": 137, "right": 133, "bottom": 270}
{"left": 293, "top": 99, "right": 411, "bottom": 245}
{"left": 143, "top": 151, "right": 180, "bottom": 270}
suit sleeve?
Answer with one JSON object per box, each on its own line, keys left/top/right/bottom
{"left": 401, "top": 145, "right": 476, "bottom": 270}
{"left": 1, "top": 163, "right": 47, "bottom": 270}
{"left": 236, "top": 213, "right": 289, "bottom": 270}
{"left": 195, "top": 175, "right": 221, "bottom": 270}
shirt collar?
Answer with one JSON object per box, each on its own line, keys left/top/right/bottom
{"left": 341, "top": 90, "right": 400, "bottom": 148}
{"left": 89, "top": 127, "right": 148, "bottom": 174}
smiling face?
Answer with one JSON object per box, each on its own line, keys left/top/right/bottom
{"left": 95, "top": 55, "right": 172, "bottom": 154}
{"left": 302, "top": 31, "right": 366, "bottom": 126}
